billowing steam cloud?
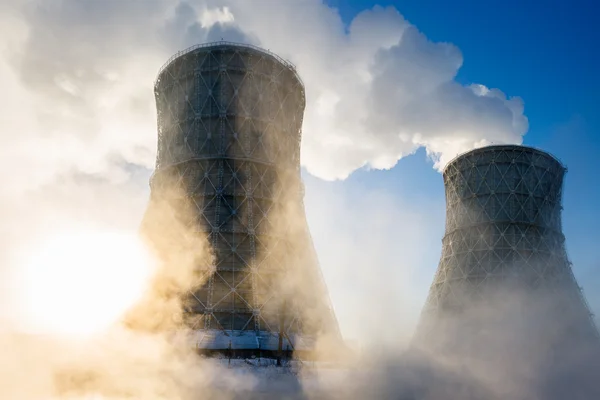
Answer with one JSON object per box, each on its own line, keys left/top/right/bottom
{"left": 1, "top": 0, "right": 527, "bottom": 186}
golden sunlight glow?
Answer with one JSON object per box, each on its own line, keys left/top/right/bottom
{"left": 16, "top": 229, "right": 156, "bottom": 337}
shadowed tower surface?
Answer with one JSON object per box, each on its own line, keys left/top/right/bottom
{"left": 415, "top": 145, "right": 600, "bottom": 389}
{"left": 141, "top": 42, "right": 340, "bottom": 355}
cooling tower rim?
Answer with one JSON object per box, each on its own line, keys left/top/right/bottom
{"left": 155, "top": 40, "right": 304, "bottom": 89}
{"left": 442, "top": 144, "right": 566, "bottom": 176}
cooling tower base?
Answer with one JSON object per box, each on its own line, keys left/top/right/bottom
{"left": 178, "top": 329, "right": 333, "bottom": 361}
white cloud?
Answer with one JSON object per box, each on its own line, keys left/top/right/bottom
{"left": 1, "top": 0, "right": 527, "bottom": 189}
{"left": 212, "top": 2, "right": 528, "bottom": 179}
{"left": 199, "top": 6, "right": 235, "bottom": 28}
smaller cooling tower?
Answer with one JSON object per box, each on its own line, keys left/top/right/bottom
{"left": 416, "top": 145, "right": 599, "bottom": 369}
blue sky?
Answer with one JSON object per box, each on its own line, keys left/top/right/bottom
{"left": 309, "top": 0, "right": 600, "bottom": 323}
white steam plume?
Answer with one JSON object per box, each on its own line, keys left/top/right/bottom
{"left": 1, "top": 0, "right": 527, "bottom": 187}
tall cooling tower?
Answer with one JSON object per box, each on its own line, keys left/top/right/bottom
{"left": 416, "top": 145, "right": 599, "bottom": 360}
{"left": 141, "top": 42, "right": 339, "bottom": 356}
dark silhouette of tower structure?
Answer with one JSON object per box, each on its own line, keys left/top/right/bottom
{"left": 415, "top": 145, "right": 600, "bottom": 392}
{"left": 142, "top": 42, "right": 339, "bottom": 358}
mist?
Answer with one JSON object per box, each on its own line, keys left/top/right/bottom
{"left": 0, "top": 0, "right": 597, "bottom": 399}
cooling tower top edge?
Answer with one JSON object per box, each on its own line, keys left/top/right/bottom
{"left": 155, "top": 41, "right": 304, "bottom": 89}
{"left": 442, "top": 144, "right": 566, "bottom": 175}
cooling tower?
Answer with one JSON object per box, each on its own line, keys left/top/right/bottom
{"left": 141, "top": 42, "right": 340, "bottom": 356}
{"left": 416, "top": 145, "right": 599, "bottom": 362}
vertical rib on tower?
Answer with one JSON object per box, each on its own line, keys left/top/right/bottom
{"left": 416, "top": 145, "right": 599, "bottom": 359}
{"left": 141, "top": 42, "right": 339, "bottom": 356}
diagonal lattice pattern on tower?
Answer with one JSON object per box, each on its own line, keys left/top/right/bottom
{"left": 416, "top": 145, "right": 599, "bottom": 366}
{"left": 141, "top": 42, "right": 340, "bottom": 354}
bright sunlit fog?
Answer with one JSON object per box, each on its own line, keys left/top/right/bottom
{"left": 14, "top": 228, "right": 156, "bottom": 337}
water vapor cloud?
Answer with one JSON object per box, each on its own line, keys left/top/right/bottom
{"left": 2, "top": 0, "right": 527, "bottom": 185}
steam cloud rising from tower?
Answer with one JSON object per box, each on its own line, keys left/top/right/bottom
{"left": 0, "top": 0, "right": 528, "bottom": 192}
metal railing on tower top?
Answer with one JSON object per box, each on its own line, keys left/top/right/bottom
{"left": 155, "top": 41, "right": 304, "bottom": 88}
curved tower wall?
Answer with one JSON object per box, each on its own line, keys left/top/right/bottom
{"left": 418, "top": 145, "right": 598, "bottom": 350}
{"left": 143, "top": 42, "right": 339, "bottom": 352}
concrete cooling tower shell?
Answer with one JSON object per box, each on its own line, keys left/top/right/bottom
{"left": 416, "top": 145, "right": 599, "bottom": 357}
{"left": 141, "top": 42, "right": 340, "bottom": 356}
